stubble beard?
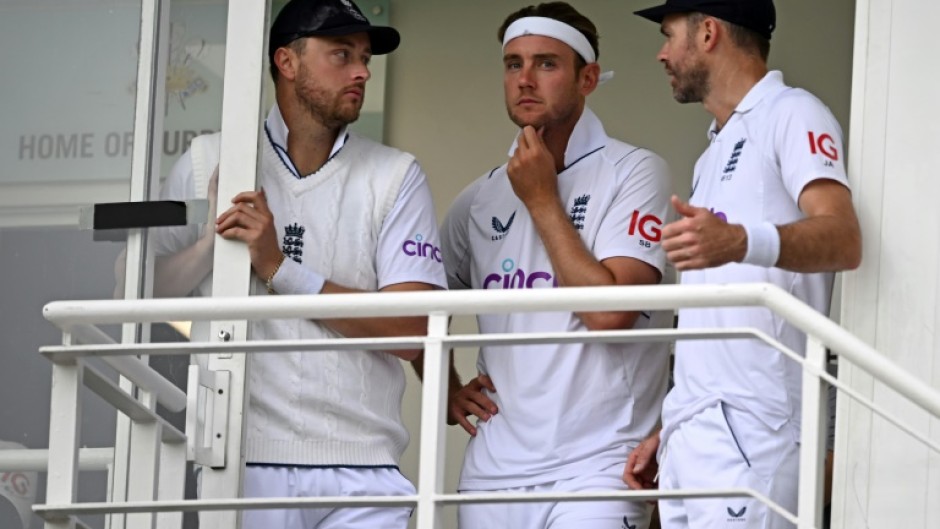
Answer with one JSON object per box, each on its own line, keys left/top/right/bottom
{"left": 506, "top": 89, "right": 580, "bottom": 131}
{"left": 673, "top": 64, "right": 709, "bottom": 104}
{"left": 295, "top": 66, "right": 362, "bottom": 130}
{"left": 670, "top": 50, "right": 710, "bottom": 104}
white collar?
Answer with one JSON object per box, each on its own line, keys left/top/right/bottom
{"left": 265, "top": 104, "right": 349, "bottom": 177}
{"left": 708, "top": 70, "right": 786, "bottom": 140}
{"left": 507, "top": 107, "right": 607, "bottom": 170}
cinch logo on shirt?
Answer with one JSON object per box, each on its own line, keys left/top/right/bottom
{"left": 627, "top": 210, "right": 663, "bottom": 247}
{"left": 482, "top": 258, "right": 556, "bottom": 289}
{"left": 808, "top": 131, "right": 839, "bottom": 166}
{"left": 402, "top": 234, "right": 442, "bottom": 263}
{"left": 709, "top": 208, "right": 728, "bottom": 222}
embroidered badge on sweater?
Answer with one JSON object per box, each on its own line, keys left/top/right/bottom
{"left": 282, "top": 223, "right": 305, "bottom": 263}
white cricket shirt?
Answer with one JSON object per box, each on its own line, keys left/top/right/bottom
{"left": 442, "top": 107, "right": 673, "bottom": 489}
{"left": 661, "top": 71, "right": 851, "bottom": 444}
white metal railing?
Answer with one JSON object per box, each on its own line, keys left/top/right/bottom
{"left": 32, "top": 283, "right": 940, "bottom": 529}
{"left": 0, "top": 448, "right": 113, "bottom": 473}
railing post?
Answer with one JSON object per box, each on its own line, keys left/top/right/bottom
{"left": 125, "top": 392, "right": 161, "bottom": 529}
{"left": 198, "top": 333, "right": 246, "bottom": 529}
{"left": 112, "top": 0, "right": 170, "bottom": 524}
{"left": 798, "top": 336, "right": 828, "bottom": 529}
{"left": 44, "top": 352, "right": 84, "bottom": 529}
{"left": 416, "top": 312, "right": 450, "bottom": 529}
{"left": 197, "top": 0, "right": 271, "bottom": 525}
{"left": 156, "top": 439, "right": 187, "bottom": 529}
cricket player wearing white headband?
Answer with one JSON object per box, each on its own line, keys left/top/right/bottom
{"left": 440, "top": 3, "right": 673, "bottom": 528}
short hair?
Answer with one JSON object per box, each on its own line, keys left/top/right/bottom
{"left": 687, "top": 12, "right": 770, "bottom": 61}
{"left": 497, "top": 2, "right": 600, "bottom": 70}
{"left": 269, "top": 38, "right": 307, "bottom": 82}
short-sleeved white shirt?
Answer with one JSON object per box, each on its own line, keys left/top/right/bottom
{"left": 152, "top": 105, "right": 446, "bottom": 293}
{"left": 441, "top": 108, "right": 673, "bottom": 490}
{"left": 662, "top": 71, "right": 851, "bottom": 443}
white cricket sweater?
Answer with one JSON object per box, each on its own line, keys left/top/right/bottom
{"left": 190, "top": 130, "right": 415, "bottom": 467}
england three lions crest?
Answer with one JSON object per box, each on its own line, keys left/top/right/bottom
{"left": 282, "top": 223, "right": 305, "bottom": 264}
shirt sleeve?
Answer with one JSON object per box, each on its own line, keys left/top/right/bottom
{"left": 773, "top": 92, "right": 851, "bottom": 202}
{"left": 439, "top": 177, "right": 481, "bottom": 290}
{"left": 375, "top": 161, "right": 448, "bottom": 290}
{"left": 593, "top": 150, "right": 672, "bottom": 274}
{"left": 150, "top": 150, "right": 201, "bottom": 257}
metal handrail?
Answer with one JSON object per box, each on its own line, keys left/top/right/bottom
{"left": 32, "top": 488, "right": 791, "bottom": 522}
{"left": 43, "top": 283, "right": 940, "bottom": 418}
{"left": 0, "top": 448, "right": 113, "bottom": 472}
{"left": 36, "top": 283, "right": 940, "bottom": 529}
{"left": 63, "top": 322, "right": 187, "bottom": 413}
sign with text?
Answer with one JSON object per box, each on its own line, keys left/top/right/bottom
{"left": 0, "top": 0, "right": 388, "bottom": 226}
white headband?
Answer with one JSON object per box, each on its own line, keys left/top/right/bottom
{"left": 502, "top": 17, "right": 614, "bottom": 84}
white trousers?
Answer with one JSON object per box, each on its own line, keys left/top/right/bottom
{"left": 459, "top": 461, "right": 653, "bottom": 529}
{"left": 240, "top": 465, "right": 414, "bottom": 529}
{"left": 658, "top": 402, "right": 799, "bottom": 529}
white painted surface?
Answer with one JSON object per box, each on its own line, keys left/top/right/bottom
{"left": 197, "top": 0, "right": 271, "bottom": 528}
{"left": 835, "top": 1, "right": 940, "bottom": 528}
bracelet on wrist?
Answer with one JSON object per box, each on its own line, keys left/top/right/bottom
{"left": 265, "top": 254, "right": 286, "bottom": 294}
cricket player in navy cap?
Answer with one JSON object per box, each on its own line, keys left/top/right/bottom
{"left": 149, "top": 1, "right": 446, "bottom": 527}
{"left": 626, "top": 1, "right": 861, "bottom": 527}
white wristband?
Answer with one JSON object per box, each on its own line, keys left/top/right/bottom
{"left": 742, "top": 222, "right": 780, "bottom": 267}
{"left": 269, "top": 257, "right": 326, "bottom": 295}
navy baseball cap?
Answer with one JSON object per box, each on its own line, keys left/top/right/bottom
{"left": 634, "top": 0, "right": 776, "bottom": 40}
{"left": 269, "top": 0, "right": 401, "bottom": 60}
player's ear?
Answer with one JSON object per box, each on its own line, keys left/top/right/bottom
{"left": 273, "top": 44, "right": 302, "bottom": 82}
{"left": 700, "top": 17, "right": 720, "bottom": 51}
{"left": 579, "top": 62, "right": 600, "bottom": 96}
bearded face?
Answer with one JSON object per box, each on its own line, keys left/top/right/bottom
{"left": 665, "top": 46, "right": 710, "bottom": 104}
{"left": 657, "top": 15, "right": 711, "bottom": 104}
{"left": 294, "top": 58, "right": 366, "bottom": 129}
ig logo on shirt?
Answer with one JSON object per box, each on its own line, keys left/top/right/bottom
{"left": 627, "top": 210, "right": 663, "bottom": 248}
{"left": 808, "top": 131, "right": 839, "bottom": 167}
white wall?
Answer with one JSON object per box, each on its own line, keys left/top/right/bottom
{"left": 377, "top": 0, "right": 856, "bottom": 519}
{"left": 834, "top": 1, "right": 940, "bottom": 527}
